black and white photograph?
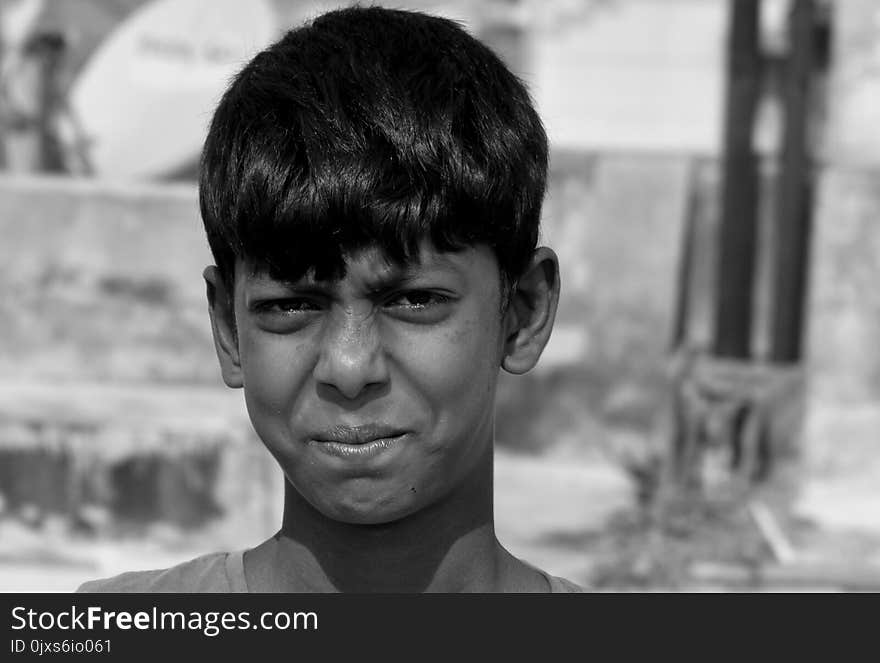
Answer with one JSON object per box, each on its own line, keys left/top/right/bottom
{"left": 0, "top": 0, "right": 877, "bottom": 600}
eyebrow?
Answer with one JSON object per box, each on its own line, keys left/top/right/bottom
{"left": 361, "top": 270, "right": 428, "bottom": 296}
{"left": 250, "top": 258, "right": 463, "bottom": 293}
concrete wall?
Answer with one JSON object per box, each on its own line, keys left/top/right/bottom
{"left": 0, "top": 175, "right": 278, "bottom": 534}
{"left": 494, "top": 153, "right": 689, "bottom": 456}
{"left": 0, "top": 175, "right": 215, "bottom": 384}
{"left": 530, "top": 0, "right": 726, "bottom": 154}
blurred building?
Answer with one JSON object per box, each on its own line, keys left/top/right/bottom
{"left": 0, "top": 0, "right": 878, "bottom": 553}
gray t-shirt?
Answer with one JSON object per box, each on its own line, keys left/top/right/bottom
{"left": 77, "top": 551, "right": 585, "bottom": 593}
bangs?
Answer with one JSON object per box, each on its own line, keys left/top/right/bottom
{"left": 227, "top": 133, "right": 493, "bottom": 284}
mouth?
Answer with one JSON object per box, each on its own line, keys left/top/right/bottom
{"left": 309, "top": 425, "right": 408, "bottom": 460}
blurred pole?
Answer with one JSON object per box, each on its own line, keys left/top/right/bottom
{"left": 3, "top": 30, "right": 65, "bottom": 172}
{"left": 714, "top": 0, "right": 762, "bottom": 359}
{"left": 769, "top": 0, "right": 816, "bottom": 363}
{"left": 28, "top": 31, "right": 64, "bottom": 171}
{"left": 0, "top": 0, "right": 5, "bottom": 169}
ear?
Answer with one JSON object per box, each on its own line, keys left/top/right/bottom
{"left": 203, "top": 265, "right": 243, "bottom": 388}
{"left": 501, "top": 247, "right": 561, "bottom": 375}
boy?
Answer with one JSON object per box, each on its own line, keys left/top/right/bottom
{"left": 79, "top": 5, "right": 578, "bottom": 592}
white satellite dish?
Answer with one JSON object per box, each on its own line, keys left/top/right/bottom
{"left": 68, "top": 0, "right": 277, "bottom": 179}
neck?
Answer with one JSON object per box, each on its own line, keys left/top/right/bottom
{"left": 251, "top": 448, "right": 506, "bottom": 592}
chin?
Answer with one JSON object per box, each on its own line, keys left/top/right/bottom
{"left": 320, "top": 494, "right": 420, "bottom": 526}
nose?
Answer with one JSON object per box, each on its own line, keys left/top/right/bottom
{"left": 313, "top": 310, "right": 389, "bottom": 400}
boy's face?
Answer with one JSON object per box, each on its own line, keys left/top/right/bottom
{"left": 223, "top": 243, "right": 509, "bottom": 525}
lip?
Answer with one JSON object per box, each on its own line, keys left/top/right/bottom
{"left": 309, "top": 425, "right": 408, "bottom": 461}
{"left": 313, "top": 424, "right": 405, "bottom": 445}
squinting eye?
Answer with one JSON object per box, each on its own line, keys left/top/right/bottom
{"left": 387, "top": 291, "right": 448, "bottom": 309}
{"left": 257, "top": 298, "right": 319, "bottom": 314}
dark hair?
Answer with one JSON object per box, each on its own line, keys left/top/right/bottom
{"left": 199, "top": 5, "right": 548, "bottom": 290}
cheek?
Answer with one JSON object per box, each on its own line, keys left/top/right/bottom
{"left": 394, "top": 312, "right": 502, "bottom": 421}
{"left": 239, "top": 329, "right": 314, "bottom": 435}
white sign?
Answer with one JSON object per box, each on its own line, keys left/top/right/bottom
{"left": 68, "top": 0, "right": 277, "bottom": 179}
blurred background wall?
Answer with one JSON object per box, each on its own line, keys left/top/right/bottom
{"left": 1, "top": 0, "right": 878, "bottom": 591}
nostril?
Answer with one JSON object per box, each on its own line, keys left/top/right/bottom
{"left": 314, "top": 345, "right": 389, "bottom": 400}
{"left": 313, "top": 313, "right": 390, "bottom": 399}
